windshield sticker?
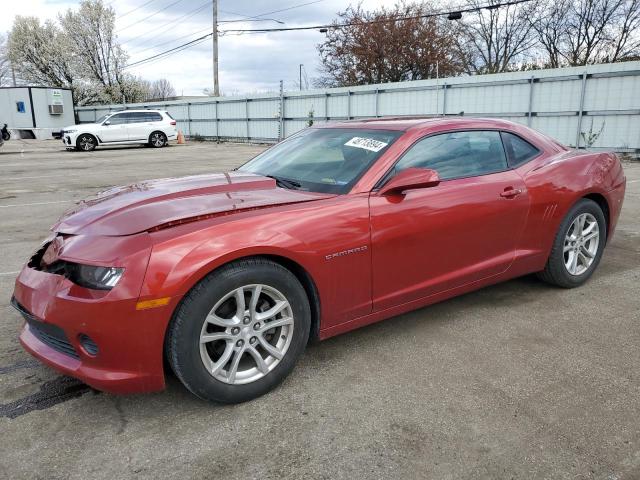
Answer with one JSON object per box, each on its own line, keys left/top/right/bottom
{"left": 344, "top": 137, "right": 388, "bottom": 152}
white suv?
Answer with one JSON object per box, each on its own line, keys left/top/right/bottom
{"left": 62, "top": 109, "right": 178, "bottom": 151}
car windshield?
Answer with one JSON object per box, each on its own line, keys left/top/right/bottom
{"left": 95, "top": 114, "right": 112, "bottom": 124}
{"left": 238, "top": 128, "right": 402, "bottom": 194}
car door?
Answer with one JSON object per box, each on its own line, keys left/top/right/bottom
{"left": 98, "top": 112, "right": 130, "bottom": 142}
{"left": 127, "top": 112, "right": 154, "bottom": 142}
{"left": 369, "top": 130, "right": 530, "bottom": 311}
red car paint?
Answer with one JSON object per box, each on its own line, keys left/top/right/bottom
{"left": 12, "top": 118, "right": 626, "bottom": 394}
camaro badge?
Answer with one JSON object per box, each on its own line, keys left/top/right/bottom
{"left": 325, "top": 245, "right": 368, "bottom": 261}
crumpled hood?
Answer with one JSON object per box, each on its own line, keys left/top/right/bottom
{"left": 53, "top": 172, "right": 331, "bottom": 236}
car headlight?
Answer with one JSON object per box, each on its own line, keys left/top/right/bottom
{"left": 65, "top": 129, "right": 77, "bottom": 134}
{"left": 70, "top": 264, "right": 124, "bottom": 290}
{"left": 65, "top": 263, "right": 124, "bottom": 290}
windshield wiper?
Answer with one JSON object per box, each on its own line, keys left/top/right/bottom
{"left": 265, "top": 175, "right": 301, "bottom": 190}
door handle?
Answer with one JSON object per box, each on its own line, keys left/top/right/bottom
{"left": 500, "top": 187, "right": 523, "bottom": 198}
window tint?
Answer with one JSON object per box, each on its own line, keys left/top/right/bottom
{"left": 106, "top": 113, "right": 127, "bottom": 125}
{"left": 393, "top": 130, "right": 508, "bottom": 180}
{"left": 502, "top": 132, "right": 540, "bottom": 167}
{"left": 147, "top": 112, "right": 162, "bottom": 122}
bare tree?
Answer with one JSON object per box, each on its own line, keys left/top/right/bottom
{"left": 149, "top": 78, "right": 176, "bottom": 100}
{"left": 531, "top": 0, "right": 640, "bottom": 66}
{"left": 317, "top": 2, "right": 465, "bottom": 87}
{"left": 456, "top": 0, "right": 540, "bottom": 73}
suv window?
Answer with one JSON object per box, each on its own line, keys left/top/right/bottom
{"left": 147, "top": 112, "right": 163, "bottom": 122}
{"left": 393, "top": 130, "right": 508, "bottom": 180}
{"left": 501, "top": 132, "right": 540, "bottom": 167}
{"left": 106, "top": 113, "right": 127, "bottom": 125}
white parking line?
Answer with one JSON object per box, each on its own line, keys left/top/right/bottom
{"left": 0, "top": 200, "right": 71, "bottom": 209}
{"left": 0, "top": 271, "right": 20, "bottom": 276}
{"left": 0, "top": 173, "right": 81, "bottom": 181}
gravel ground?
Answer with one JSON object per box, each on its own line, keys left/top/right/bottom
{"left": 0, "top": 139, "right": 639, "bottom": 480}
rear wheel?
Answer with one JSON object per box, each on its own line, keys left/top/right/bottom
{"left": 76, "top": 134, "right": 97, "bottom": 151}
{"left": 149, "top": 131, "right": 167, "bottom": 148}
{"left": 166, "top": 258, "right": 310, "bottom": 403}
{"left": 537, "top": 198, "right": 606, "bottom": 288}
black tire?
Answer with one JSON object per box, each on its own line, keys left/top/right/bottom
{"left": 2, "top": 131, "right": 9, "bottom": 141}
{"left": 76, "top": 134, "right": 97, "bottom": 151}
{"left": 537, "top": 198, "right": 607, "bottom": 288}
{"left": 166, "top": 258, "right": 311, "bottom": 403}
{"left": 149, "top": 131, "right": 167, "bottom": 148}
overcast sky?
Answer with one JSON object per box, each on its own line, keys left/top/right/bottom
{"left": 1, "top": 0, "right": 392, "bottom": 95}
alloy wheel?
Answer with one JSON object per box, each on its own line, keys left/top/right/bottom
{"left": 79, "top": 135, "right": 94, "bottom": 151}
{"left": 151, "top": 133, "right": 165, "bottom": 147}
{"left": 199, "top": 284, "right": 294, "bottom": 385}
{"left": 563, "top": 212, "right": 600, "bottom": 276}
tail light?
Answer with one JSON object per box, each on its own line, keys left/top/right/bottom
{"left": 170, "top": 121, "right": 176, "bottom": 126}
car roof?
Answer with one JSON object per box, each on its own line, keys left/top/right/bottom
{"left": 109, "top": 109, "right": 165, "bottom": 114}
{"left": 318, "top": 116, "right": 523, "bottom": 132}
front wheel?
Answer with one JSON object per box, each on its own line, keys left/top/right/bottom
{"left": 537, "top": 198, "right": 606, "bottom": 288}
{"left": 2, "top": 130, "right": 10, "bottom": 141}
{"left": 149, "top": 131, "right": 167, "bottom": 148}
{"left": 76, "top": 134, "right": 96, "bottom": 151}
{"left": 166, "top": 258, "right": 311, "bottom": 403}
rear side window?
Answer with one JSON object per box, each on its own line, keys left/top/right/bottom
{"left": 147, "top": 112, "right": 162, "bottom": 122}
{"left": 126, "top": 112, "right": 146, "bottom": 124}
{"left": 501, "top": 132, "right": 540, "bottom": 167}
{"left": 393, "top": 130, "right": 508, "bottom": 180}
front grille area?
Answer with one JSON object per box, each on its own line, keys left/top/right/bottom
{"left": 10, "top": 297, "right": 80, "bottom": 360}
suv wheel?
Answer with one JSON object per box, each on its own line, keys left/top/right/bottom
{"left": 149, "top": 131, "right": 167, "bottom": 148}
{"left": 76, "top": 134, "right": 97, "bottom": 151}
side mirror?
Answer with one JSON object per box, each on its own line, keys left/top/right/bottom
{"left": 103, "top": 121, "right": 111, "bottom": 126}
{"left": 379, "top": 168, "right": 440, "bottom": 196}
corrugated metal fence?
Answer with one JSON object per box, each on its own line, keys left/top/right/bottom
{"left": 75, "top": 61, "right": 640, "bottom": 151}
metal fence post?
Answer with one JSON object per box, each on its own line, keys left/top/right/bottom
{"left": 575, "top": 71, "right": 588, "bottom": 148}
{"left": 214, "top": 100, "right": 219, "bottom": 141}
{"left": 374, "top": 89, "right": 379, "bottom": 117}
{"left": 245, "top": 98, "right": 250, "bottom": 141}
{"left": 442, "top": 84, "right": 447, "bottom": 116}
{"left": 187, "top": 103, "right": 192, "bottom": 137}
{"left": 324, "top": 93, "right": 329, "bottom": 122}
{"left": 347, "top": 90, "right": 351, "bottom": 119}
{"left": 527, "top": 76, "right": 535, "bottom": 127}
{"left": 278, "top": 80, "right": 284, "bottom": 141}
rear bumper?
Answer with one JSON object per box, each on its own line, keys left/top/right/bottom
{"left": 12, "top": 262, "right": 176, "bottom": 395}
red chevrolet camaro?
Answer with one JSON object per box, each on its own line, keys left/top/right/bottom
{"left": 11, "top": 118, "right": 626, "bottom": 403}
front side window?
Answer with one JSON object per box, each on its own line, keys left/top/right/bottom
{"left": 501, "top": 132, "right": 540, "bottom": 167}
{"left": 106, "top": 113, "right": 127, "bottom": 125}
{"left": 392, "top": 130, "right": 508, "bottom": 180}
{"left": 239, "top": 128, "right": 402, "bottom": 194}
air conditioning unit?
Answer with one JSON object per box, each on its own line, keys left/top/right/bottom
{"left": 49, "top": 104, "right": 64, "bottom": 115}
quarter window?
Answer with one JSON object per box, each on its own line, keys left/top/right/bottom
{"left": 393, "top": 130, "right": 508, "bottom": 180}
{"left": 501, "top": 132, "right": 540, "bottom": 167}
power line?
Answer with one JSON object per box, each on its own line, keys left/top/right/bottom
{"left": 125, "top": 33, "right": 212, "bottom": 68}
{"left": 123, "top": 0, "right": 211, "bottom": 45}
{"left": 220, "top": 0, "right": 534, "bottom": 34}
{"left": 124, "top": 0, "right": 534, "bottom": 69}
{"left": 218, "top": 0, "right": 326, "bottom": 24}
{"left": 129, "top": 26, "right": 212, "bottom": 57}
{"left": 117, "top": 0, "right": 156, "bottom": 18}
{"left": 117, "top": 0, "right": 185, "bottom": 33}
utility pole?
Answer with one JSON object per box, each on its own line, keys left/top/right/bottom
{"left": 212, "top": 0, "right": 219, "bottom": 97}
